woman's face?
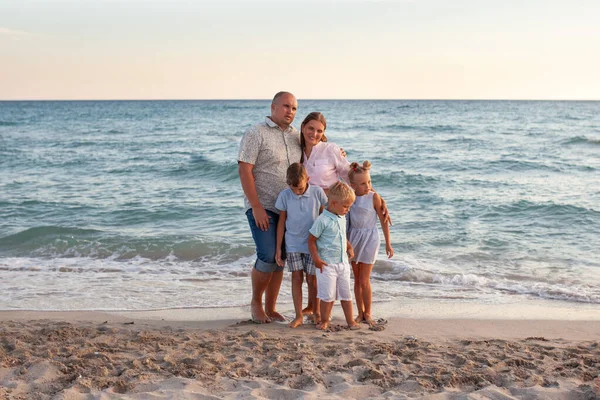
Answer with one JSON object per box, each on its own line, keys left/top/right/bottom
{"left": 302, "top": 120, "right": 325, "bottom": 147}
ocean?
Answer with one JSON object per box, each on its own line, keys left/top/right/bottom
{"left": 1, "top": 100, "right": 599, "bottom": 312}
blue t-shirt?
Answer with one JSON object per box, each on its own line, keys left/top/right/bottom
{"left": 309, "top": 209, "right": 348, "bottom": 264}
{"left": 275, "top": 185, "right": 328, "bottom": 254}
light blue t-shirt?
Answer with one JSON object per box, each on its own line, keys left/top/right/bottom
{"left": 309, "top": 209, "right": 348, "bottom": 264}
{"left": 275, "top": 185, "right": 328, "bottom": 254}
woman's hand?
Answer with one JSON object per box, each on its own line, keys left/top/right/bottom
{"left": 380, "top": 198, "right": 392, "bottom": 226}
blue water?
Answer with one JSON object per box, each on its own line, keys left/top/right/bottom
{"left": 1, "top": 100, "right": 599, "bottom": 311}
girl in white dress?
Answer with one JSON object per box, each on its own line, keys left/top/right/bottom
{"left": 348, "top": 161, "right": 394, "bottom": 325}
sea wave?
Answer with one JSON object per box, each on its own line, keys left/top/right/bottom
{"left": 183, "top": 154, "right": 239, "bottom": 182}
{"left": 488, "top": 158, "right": 565, "bottom": 173}
{"left": 483, "top": 200, "right": 599, "bottom": 220}
{"left": 0, "top": 121, "right": 20, "bottom": 126}
{"left": 345, "top": 123, "right": 461, "bottom": 133}
{"left": 373, "top": 263, "right": 600, "bottom": 304}
{"left": 370, "top": 171, "right": 441, "bottom": 188}
{"left": 0, "top": 226, "right": 251, "bottom": 261}
{"left": 561, "top": 136, "right": 600, "bottom": 146}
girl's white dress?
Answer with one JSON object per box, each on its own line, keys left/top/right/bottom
{"left": 348, "top": 192, "right": 380, "bottom": 264}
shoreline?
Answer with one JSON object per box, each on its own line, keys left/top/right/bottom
{"left": 3, "top": 295, "right": 600, "bottom": 322}
{"left": 3, "top": 296, "right": 600, "bottom": 342}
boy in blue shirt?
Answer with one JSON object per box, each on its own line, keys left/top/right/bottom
{"left": 308, "top": 181, "right": 361, "bottom": 331}
{"left": 275, "top": 163, "right": 328, "bottom": 328}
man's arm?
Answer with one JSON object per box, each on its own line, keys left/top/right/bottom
{"left": 238, "top": 161, "right": 270, "bottom": 231}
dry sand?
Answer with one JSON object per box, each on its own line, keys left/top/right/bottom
{"left": 1, "top": 309, "right": 600, "bottom": 399}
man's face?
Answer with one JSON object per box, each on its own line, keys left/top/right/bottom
{"left": 271, "top": 93, "right": 298, "bottom": 129}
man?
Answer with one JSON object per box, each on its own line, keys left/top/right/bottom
{"left": 238, "top": 91, "right": 302, "bottom": 323}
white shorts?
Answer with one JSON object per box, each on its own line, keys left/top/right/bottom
{"left": 316, "top": 262, "right": 352, "bottom": 302}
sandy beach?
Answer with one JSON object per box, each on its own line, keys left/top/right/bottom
{"left": 1, "top": 303, "right": 600, "bottom": 400}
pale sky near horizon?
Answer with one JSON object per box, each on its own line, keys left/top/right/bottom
{"left": 1, "top": 0, "right": 599, "bottom": 100}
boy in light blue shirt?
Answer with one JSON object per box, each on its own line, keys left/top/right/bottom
{"left": 275, "top": 163, "right": 328, "bottom": 328}
{"left": 308, "top": 181, "right": 361, "bottom": 331}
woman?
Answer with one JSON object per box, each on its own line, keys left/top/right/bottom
{"left": 300, "top": 112, "right": 350, "bottom": 193}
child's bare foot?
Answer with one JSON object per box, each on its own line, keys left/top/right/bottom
{"left": 266, "top": 311, "right": 286, "bottom": 322}
{"left": 316, "top": 321, "right": 330, "bottom": 331}
{"left": 251, "top": 302, "right": 271, "bottom": 324}
{"left": 288, "top": 316, "right": 303, "bottom": 328}
{"left": 302, "top": 306, "right": 314, "bottom": 316}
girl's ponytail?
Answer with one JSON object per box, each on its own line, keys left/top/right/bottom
{"left": 348, "top": 160, "right": 372, "bottom": 183}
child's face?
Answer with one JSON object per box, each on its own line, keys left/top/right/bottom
{"left": 328, "top": 198, "right": 354, "bottom": 216}
{"left": 351, "top": 172, "right": 372, "bottom": 196}
{"left": 302, "top": 120, "right": 325, "bottom": 147}
{"left": 290, "top": 178, "right": 308, "bottom": 196}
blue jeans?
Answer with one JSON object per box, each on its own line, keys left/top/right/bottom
{"left": 246, "top": 209, "right": 285, "bottom": 273}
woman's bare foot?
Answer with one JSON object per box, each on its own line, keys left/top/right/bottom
{"left": 312, "top": 314, "right": 321, "bottom": 325}
{"left": 364, "top": 314, "right": 375, "bottom": 326}
{"left": 302, "top": 306, "right": 314, "bottom": 316}
{"left": 354, "top": 314, "right": 365, "bottom": 323}
{"left": 316, "top": 321, "right": 330, "bottom": 331}
{"left": 251, "top": 302, "right": 271, "bottom": 324}
{"left": 348, "top": 321, "right": 361, "bottom": 330}
{"left": 288, "top": 316, "right": 303, "bottom": 328}
{"left": 266, "top": 311, "right": 286, "bottom": 322}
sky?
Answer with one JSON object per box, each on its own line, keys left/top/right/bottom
{"left": 1, "top": 0, "right": 599, "bottom": 100}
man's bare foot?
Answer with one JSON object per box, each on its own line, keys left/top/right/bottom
{"left": 251, "top": 303, "right": 271, "bottom": 324}
{"left": 316, "top": 321, "right": 330, "bottom": 331}
{"left": 302, "top": 306, "right": 314, "bottom": 316}
{"left": 266, "top": 311, "right": 286, "bottom": 322}
{"left": 288, "top": 316, "right": 303, "bottom": 328}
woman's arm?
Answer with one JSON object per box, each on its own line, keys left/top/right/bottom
{"left": 373, "top": 193, "right": 394, "bottom": 258}
{"left": 332, "top": 144, "right": 351, "bottom": 184}
{"left": 372, "top": 191, "right": 392, "bottom": 226}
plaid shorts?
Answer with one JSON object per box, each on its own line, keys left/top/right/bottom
{"left": 286, "top": 252, "right": 316, "bottom": 275}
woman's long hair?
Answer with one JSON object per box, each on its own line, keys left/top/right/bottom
{"left": 300, "top": 112, "right": 328, "bottom": 162}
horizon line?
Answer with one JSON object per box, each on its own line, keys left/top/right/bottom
{"left": 1, "top": 98, "right": 599, "bottom": 102}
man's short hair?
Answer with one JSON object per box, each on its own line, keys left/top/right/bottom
{"left": 286, "top": 163, "right": 308, "bottom": 186}
{"left": 272, "top": 91, "right": 294, "bottom": 104}
{"left": 327, "top": 181, "right": 355, "bottom": 203}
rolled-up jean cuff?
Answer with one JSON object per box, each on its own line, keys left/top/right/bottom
{"left": 255, "top": 258, "right": 284, "bottom": 273}
{"left": 246, "top": 208, "right": 285, "bottom": 274}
